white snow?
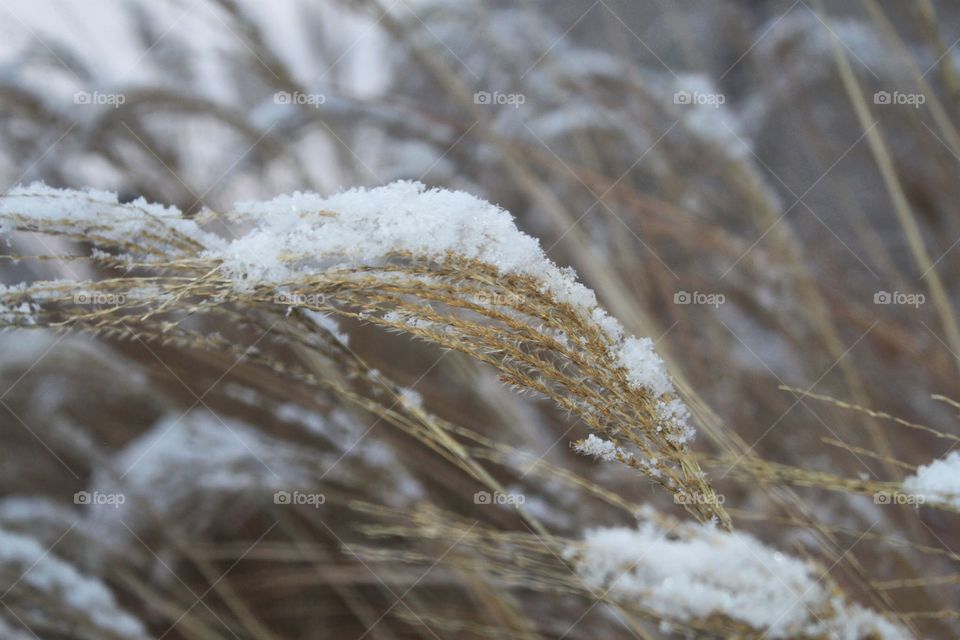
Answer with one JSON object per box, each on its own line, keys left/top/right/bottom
{"left": 568, "top": 522, "right": 905, "bottom": 640}
{"left": 671, "top": 73, "right": 746, "bottom": 157}
{"left": 0, "top": 496, "right": 79, "bottom": 538}
{"left": 572, "top": 433, "right": 662, "bottom": 477}
{"left": 398, "top": 387, "right": 423, "bottom": 409}
{"left": 113, "top": 410, "right": 312, "bottom": 491}
{"left": 0, "top": 183, "right": 221, "bottom": 253}
{"left": 0, "top": 527, "right": 147, "bottom": 638}
{"left": 656, "top": 398, "right": 694, "bottom": 445}
{"left": 573, "top": 434, "right": 623, "bottom": 462}
{"left": 88, "top": 410, "right": 318, "bottom": 539}
{"left": 0, "top": 284, "right": 38, "bottom": 325}
{"left": 306, "top": 310, "right": 350, "bottom": 345}
{"left": 617, "top": 336, "right": 672, "bottom": 397}
{"left": 903, "top": 451, "right": 960, "bottom": 508}
{"left": 275, "top": 402, "right": 329, "bottom": 436}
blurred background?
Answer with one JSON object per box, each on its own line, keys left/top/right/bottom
{"left": 2, "top": 0, "right": 960, "bottom": 637}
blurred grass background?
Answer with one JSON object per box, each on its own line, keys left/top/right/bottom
{"left": 2, "top": 0, "right": 960, "bottom": 637}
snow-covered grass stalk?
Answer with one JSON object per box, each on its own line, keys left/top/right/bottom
{"left": 0, "top": 181, "right": 929, "bottom": 638}
{"left": 0, "top": 181, "right": 727, "bottom": 526}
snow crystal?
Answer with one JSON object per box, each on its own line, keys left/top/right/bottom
{"left": 573, "top": 434, "right": 621, "bottom": 462}
{"left": 0, "top": 527, "right": 147, "bottom": 638}
{"left": 617, "top": 337, "right": 672, "bottom": 398}
{"left": 398, "top": 387, "right": 423, "bottom": 409}
{"left": 0, "top": 284, "right": 39, "bottom": 325}
{"left": 572, "top": 434, "right": 661, "bottom": 477}
{"left": 657, "top": 398, "right": 694, "bottom": 445}
{"left": 903, "top": 451, "right": 960, "bottom": 508}
{"left": 568, "top": 522, "right": 905, "bottom": 640}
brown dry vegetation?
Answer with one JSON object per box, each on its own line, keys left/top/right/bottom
{"left": 2, "top": 0, "right": 960, "bottom": 638}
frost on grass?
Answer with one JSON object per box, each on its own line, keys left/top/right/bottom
{"left": 0, "top": 183, "right": 220, "bottom": 254}
{"left": 572, "top": 434, "right": 622, "bottom": 462}
{"left": 903, "top": 451, "right": 960, "bottom": 508}
{"left": 571, "top": 434, "right": 662, "bottom": 478}
{"left": 0, "top": 527, "right": 147, "bottom": 639}
{"left": 567, "top": 522, "right": 906, "bottom": 640}
{"left": 206, "top": 181, "right": 688, "bottom": 424}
